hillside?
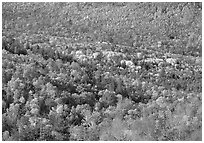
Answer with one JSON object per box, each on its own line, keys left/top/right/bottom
{"left": 2, "top": 2, "right": 202, "bottom": 141}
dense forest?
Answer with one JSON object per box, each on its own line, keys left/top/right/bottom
{"left": 2, "top": 2, "right": 202, "bottom": 141}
